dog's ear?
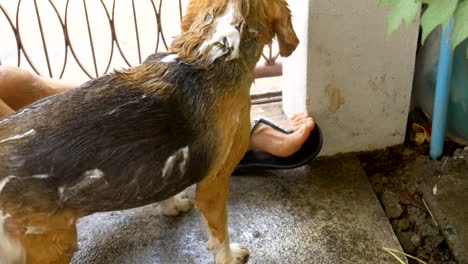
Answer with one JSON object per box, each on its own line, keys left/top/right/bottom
{"left": 181, "top": 0, "right": 214, "bottom": 32}
{"left": 181, "top": 1, "right": 199, "bottom": 32}
{"left": 270, "top": 0, "right": 299, "bottom": 57}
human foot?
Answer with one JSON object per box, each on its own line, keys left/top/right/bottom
{"left": 250, "top": 113, "right": 315, "bottom": 157}
{"left": 278, "top": 113, "right": 314, "bottom": 131}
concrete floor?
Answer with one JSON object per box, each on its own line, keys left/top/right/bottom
{"left": 72, "top": 156, "right": 403, "bottom": 264}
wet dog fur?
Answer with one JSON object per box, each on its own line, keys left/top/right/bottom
{"left": 0, "top": 0, "right": 298, "bottom": 263}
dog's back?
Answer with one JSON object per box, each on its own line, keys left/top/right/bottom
{"left": 0, "top": 54, "right": 216, "bottom": 213}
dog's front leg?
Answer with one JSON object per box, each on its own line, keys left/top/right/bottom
{"left": 195, "top": 171, "right": 249, "bottom": 264}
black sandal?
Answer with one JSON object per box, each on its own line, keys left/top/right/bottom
{"left": 233, "top": 117, "right": 323, "bottom": 174}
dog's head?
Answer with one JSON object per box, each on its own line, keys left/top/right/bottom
{"left": 171, "top": 0, "right": 299, "bottom": 65}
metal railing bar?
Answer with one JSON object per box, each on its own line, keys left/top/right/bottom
{"left": 33, "top": 0, "right": 53, "bottom": 77}
{"left": 99, "top": 0, "right": 116, "bottom": 75}
{"left": 47, "top": 0, "right": 69, "bottom": 78}
{"left": 16, "top": 0, "right": 41, "bottom": 75}
{"left": 0, "top": 0, "right": 281, "bottom": 80}
{"left": 131, "top": 0, "right": 142, "bottom": 64}
{"left": 65, "top": 0, "right": 94, "bottom": 78}
{"left": 0, "top": 3, "right": 20, "bottom": 67}
{"left": 112, "top": 0, "right": 132, "bottom": 68}
{"left": 83, "top": 0, "right": 99, "bottom": 78}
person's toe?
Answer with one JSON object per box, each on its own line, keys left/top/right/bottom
{"left": 294, "top": 124, "right": 312, "bottom": 143}
{"left": 290, "top": 113, "right": 304, "bottom": 120}
{"left": 305, "top": 118, "right": 315, "bottom": 130}
{"left": 290, "top": 115, "right": 313, "bottom": 131}
{"left": 293, "top": 120, "right": 314, "bottom": 145}
{"left": 276, "top": 123, "right": 313, "bottom": 157}
{"left": 291, "top": 113, "right": 307, "bottom": 122}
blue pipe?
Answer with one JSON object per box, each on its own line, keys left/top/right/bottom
{"left": 430, "top": 18, "right": 454, "bottom": 160}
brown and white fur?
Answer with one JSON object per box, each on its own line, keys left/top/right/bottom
{"left": 0, "top": 0, "right": 298, "bottom": 263}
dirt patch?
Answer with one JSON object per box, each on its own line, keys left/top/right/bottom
{"left": 357, "top": 109, "right": 463, "bottom": 264}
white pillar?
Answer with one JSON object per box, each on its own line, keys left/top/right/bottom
{"left": 283, "top": 0, "right": 420, "bottom": 156}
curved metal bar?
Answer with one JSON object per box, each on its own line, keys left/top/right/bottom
{"left": 1, "top": 0, "right": 281, "bottom": 80}
{"left": 131, "top": 0, "right": 142, "bottom": 64}
{"left": 83, "top": 0, "right": 99, "bottom": 77}
{"left": 65, "top": 0, "right": 94, "bottom": 79}
{"left": 47, "top": 0, "right": 69, "bottom": 78}
{"left": 33, "top": 0, "right": 53, "bottom": 77}
{"left": 112, "top": 0, "right": 133, "bottom": 68}
{"left": 99, "top": 0, "right": 115, "bottom": 75}
{"left": 15, "top": 0, "right": 42, "bottom": 75}
{"left": 156, "top": 0, "right": 169, "bottom": 51}
{"left": 0, "top": 3, "right": 20, "bottom": 67}
{"left": 150, "top": 0, "right": 161, "bottom": 52}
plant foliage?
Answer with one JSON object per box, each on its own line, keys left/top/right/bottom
{"left": 379, "top": 0, "right": 468, "bottom": 57}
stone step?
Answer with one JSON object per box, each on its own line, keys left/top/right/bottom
{"left": 72, "top": 155, "right": 405, "bottom": 264}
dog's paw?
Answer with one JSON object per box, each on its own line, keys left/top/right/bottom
{"left": 229, "top": 243, "right": 249, "bottom": 264}
{"left": 206, "top": 236, "right": 218, "bottom": 251}
{"left": 158, "top": 192, "right": 192, "bottom": 216}
{"left": 215, "top": 243, "right": 250, "bottom": 264}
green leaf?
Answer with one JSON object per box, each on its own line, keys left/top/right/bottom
{"left": 386, "top": 0, "right": 421, "bottom": 37}
{"left": 452, "top": 1, "right": 468, "bottom": 51}
{"left": 379, "top": 0, "right": 422, "bottom": 5}
{"left": 420, "top": 0, "right": 458, "bottom": 45}
{"left": 378, "top": 0, "right": 398, "bottom": 6}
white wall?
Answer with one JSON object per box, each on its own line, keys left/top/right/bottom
{"left": 283, "top": 0, "right": 420, "bottom": 156}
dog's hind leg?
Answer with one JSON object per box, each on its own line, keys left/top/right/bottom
{"left": 0, "top": 211, "right": 26, "bottom": 264}
{"left": 4, "top": 209, "right": 81, "bottom": 264}
{"left": 195, "top": 171, "right": 249, "bottom": 264}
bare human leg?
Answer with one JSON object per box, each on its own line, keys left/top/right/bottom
{"left": 0, "top": 66, "right": 76, "bottom": 116}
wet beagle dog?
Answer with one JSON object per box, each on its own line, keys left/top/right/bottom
{"left": 0, "top": 0, "right": 298, "bottom": 263}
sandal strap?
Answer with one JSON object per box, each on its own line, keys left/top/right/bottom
{"left": 251, "top": 116, "right": 293, "bottom": 135}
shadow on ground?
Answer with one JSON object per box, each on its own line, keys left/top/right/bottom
{"left": 72, "top": 156, "right": 402, "bottom": 264}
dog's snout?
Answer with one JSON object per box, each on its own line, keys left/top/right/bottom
{"left": 223, "top": 30, "right": 240, "bottom": 61}
{"left": 197, "top": 2, "right": 243, "bottom": 62}
{"left": 235, "top": 22, "right": 243, "bottom": 32}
